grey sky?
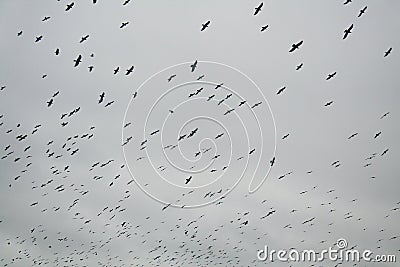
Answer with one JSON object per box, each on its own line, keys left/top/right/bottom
{"left": 0, "top": 1, "right": 399, "bottom": 266}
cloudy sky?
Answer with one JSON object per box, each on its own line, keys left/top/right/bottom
{"left": 0, "top": 0, "right": 399, "bottom": 266}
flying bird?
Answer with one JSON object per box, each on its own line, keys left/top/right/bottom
{"left": 190, "top": 60, "right": 198, "bottom": 72}
{"left": 80, "top": 34, "right": 89, "bottom": 43}
{"left": 277, "top": 86, "right": 286, "bottom": 95}
{"left": 254, "top": 2, "right": 263, "bottom": 15}
{"left": 201, "top": 21, "right": 210, "bottom": 31}
{"left": 65, "top": 2, "right": 74, "bottom": 11}
{"left": 326, "top": 72, "right": 337, "bottom": 80}
{"left": 73, "top": 54, "right": 82, "bottom": 67}
{"left": 125, "top": 66, "right": 134, "bottom": 75}
{"left": 98, "top": 92, "right": 105, "bottom": 104}
{"left": 120, "top": 22, "right": 129, "bottom": 28}
{"left": 289, "top": 40, "right": 303, "bottom": 52}
{"left": 343, "top": 24, "right": 354, "bottom": 40}
{"left": 261, "top": 25, "right": 269, "bottom": 32}
{"left": 296, "top": 63, "right": 303, "bottom": 70}
{"left": 358, "top": 6, "right": 367, "bottom": 17}
{"left": 384, "top": 48, "right": 392, "bottom": 57}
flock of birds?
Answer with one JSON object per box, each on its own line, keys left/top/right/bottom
{"left": 0, "top": 1, "right": 398, "bottom": 266}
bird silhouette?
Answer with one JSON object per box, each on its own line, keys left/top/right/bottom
{"left": 358, "top": 6, "right": 367, "bottom": 17}
{"left": 190, "top": 60, "right": 198, "bottom": 72}
{"left": 343, "top": 24, "right": 354, "bottom": 40}
{"left": 289, "top": 40, "right": 303, "bottom": 52}
{"left": 384, "top": 48, "right": 392, "bottom": 57}
{"left": 201, "top": 21, "right": 210, "bottom": 31}
{"left": 73, "top": 54, "right": 82, "bottom": 67}
{"left": 254, "top": 2, "right": 264, "bottom": 15}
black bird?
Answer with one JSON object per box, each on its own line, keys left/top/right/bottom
{"left": 270, "top": 156, "right": 275, "bottom": 166}
{"left": 178, "top": 134, "right": 186, "bottom": 141}
{"left": 98, "top": 92, "right": 105, "bottom": 104}
{"left": 73, "top": 54, "right": 82, "bottom": 67}
{"left": 324, "top": 101, "right": 334, "bottom": 107}
{"left": 80, "top": 34, "right": 89, "bottom": 43}
{"left": 150, "top": 130, "right": 160, "bottom": 136}
{"left": 343, "top": 0, "right": 352, "bottom": 5}
{"left": 52, "top": 91, "right": 59, "bottom": 97}
{"left": 167, "top": 75, "right": 176, "bottom": 82}
{"left": 384, "top": 48, "right": 392, "bottom": 57}
{"left": 277, "top": 86, "right": 286, "bottom": 95}
{"left": 358, "top": 6, "right": 367, "bottom": 17}
{"left": 185, "top": 176, "right": 192, "bottom": 184}
{"left": 35, "top": 35, "right": 43, "bottom": 42}
{"left": 343, "top": 24, "right": 353, "bottom": 40}
{"left": 249, "top": 148, "right": 256, "bottom": 155}
{"left": 381, "top": 148, "right": 389, "bottom": 156}
{"left": 47, "top": 99, "right": 54, "bottom": 107}
{"left": 224, "top": 109, "right": 235, "bottom": 115}
{"left": 120, "top": 22, "right": 129, "bottom": 28}
{"left": 190, "top": 60, "right": 198, "bottom": 72}
{"left": 123, "top": 0, "right": 131, "bottom": 5}
{"left": 238, "top": 100, "right": 246, "bottom": 106}
{"left": 207, "top": 95, "right": 215, "bottom": 101}
{"left": 251, "top": 102, "right": 262, "bottom": 108}
{"left": 88, "top": 65, "right": 94, "bottom": 72}
{"left": 65, "top": 2, "right": 74, "bottom": 11}
{"left": 215, "top": 133, "right": 224, "bottom": 139}
{"left": 42, "top": 16, "right": 51, "bottom": 22}
{"left": 296, "top": 63, "right": 303, "bottom": 70}
{"left": 197, "top": 75, "right": 205, "bottom": 80}
{"left": 380, "top": 112, "right": 390, "bottom": 119}
{"left": 104, "top": 101, "right": 114, "bottom": 107}
{"left": 55, "top": 48, "right": 60, "bottom": 55}
{"left": 282, "top": 133, "right": 289, "bottom": 140}
{"left": 126, "top": 66, "right": 134, "bottom": 75}
{"left": 326, "top": 72, "right": 337, "bottom": 80}
{"left": 17, "top": 30, "right": 23, "bottom": 36}
{"left": 348, "top": 133, "right": 358, "bottom": 139}
{"left": 201, "top": 21, "right": 210, "bottom": 31}
{"left": 215, "top": 83, "right": 224, "bottom": 90}
{"left": 289, "top": 40, "right": 303, "bottom": 52}
{"left": 114, "top": 66, "right": 120, "bottom": 74}
{"left": 261, "top": 25, "right": 269, "bottom": 32}
{"left": 254, "top": 2, "right": 263, "bottom": 15}
{"left": 374, "top": 132, "right": 382, "bottom": 139}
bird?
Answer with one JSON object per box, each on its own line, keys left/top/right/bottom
{"left": 270, "top": 156, "right": 275, "bottom": 166}
{"left": 296, "top": 63, "right": 303, "bottom": 70}
{"left": 215, "top": 133, "right": 224, "bottom": 139}
{"left": 120, "top": 22, "right": 129, "bottom": 29}
{"left": 348, "top": 133, "right": 358, "bottom": 139}
{"left": 88, "top": 66, "right": 94, "bottom": 72}
{"left": 42, "top": 16, "right": 51, "bottom": 22}
{"left": 326, "top": 72, "right": 337, "bottom": 80}
{"left": 98, "top": 92, "right": 105, "bottom": 104}
{"left": 224, "top": 109, "right": 235, "bottom": 115}
{"left": 251, "top": 102, "right": 262, "bottom": 108}
{"left": 17, "top": 30, "right": 23, "bottom": 36}
{"left": 125, "top": 66, "right": 134, "bottom": 75}
{"left": 374, "top": 132, "right": 382, "bottom": 139}
{"left": 238, "top": 100, "right": 246, "bottom": 106}
{"left": 80, "top": 35, "right": 89, "bottom": 43}
{"left": 201, "top": 21, "right": 210, "bottom": 31}
{"left": 207, "top": 95, "right": 215, "bottom": 101}
{"left": 289, "top": 40, "right": 303, "bottom": 52}
{"left": 277, "top": 86, "right": 286, "bottom": 95}
{"left": 380, "top": 112, "right": 390, "bottom": 119}
{"left": 35, "top": 35, "right": 43, "bottom": 42}
{"left": 190, "top": 60, "right": 198, "bottom": 72}
{"left": 282, "top": 133, "right": 290, "bottom": 140}
{"left": 73, "top": 55, "right": 82, "bottom": 67}
{"left": 47, "top": 99, "right": 54, "bottom": 107}
{"left": 384, "top": 48, "right": 392, "bottom": 57}
{"left": 215, "top": 83, "right": 224, "bottom": 90}
{"left": 185, "top": 176, "right": 192, "bottom": 184}
{"left": 104, "top": 101, "right": 114, "bottom": 107}
{"left": 55, "top": 48, "right": 60, "bottom": 55}
{"left": 167, "top": 75, "right": 176, "bottom": 82}
{"left": 150, "top": 130, "right": 160, "bottom": 136}
{"left": 123, "top": 0, "right": 131, "bottom": 5}
{"left": 254, "top": 2, "right": 263, "bottom": 15}
{"left": 197, "top": 75, "right": 205, "bottom": 80}
{"left": 113, "top": 66, "right": 120, "bottom": 75}
{"left": 324, "top": 101, "right": 334, "bottom": 107}
{"left": 260, "top": 25, "right": 269, "bottom": 32}
{"left": 343, "top": 0, "right": 352, "bottom": 5}
{"left": 65, "top": 2, "right": 74, "bottom": 11}
{"left": 343, "top": 24, "right": 354, "bottom": 40}
{"left": 358, "top": 6, "right": 367, "bottom": 17}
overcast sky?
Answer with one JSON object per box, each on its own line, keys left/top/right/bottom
{"left": 0, "top": 1, "right": 399, "bottom": 266}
